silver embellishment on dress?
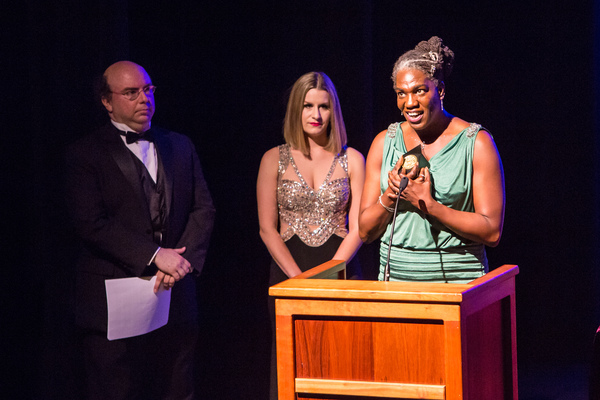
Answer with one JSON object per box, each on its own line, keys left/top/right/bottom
{"left": 466, "top": 123, "right": 481, "bottom": 138}
{"left": 276, "top": 144, "right": 350, "bottom": 247}
{"left": 387, "top": 122, "right": 399, "bottom": 139}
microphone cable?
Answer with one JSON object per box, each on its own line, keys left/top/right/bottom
{"left": 383, "top": 176, "right": 409, "bottom": 282}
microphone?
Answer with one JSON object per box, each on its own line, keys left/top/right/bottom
{"left": 383, "top": 176, "right": 409, "bottom": 282}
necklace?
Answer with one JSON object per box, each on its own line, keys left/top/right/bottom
{"left": 419, "top": 133, "right": 443, "bottom": 149}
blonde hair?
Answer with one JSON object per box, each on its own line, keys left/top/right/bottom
{"left": 283, "top": 72, "right": 347, "bottom": 156}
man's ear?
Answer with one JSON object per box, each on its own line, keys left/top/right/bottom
{"left": 101, "top": 97, "right": 113, "bottom": 113}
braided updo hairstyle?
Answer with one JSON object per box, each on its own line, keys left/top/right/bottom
{"left": 391, "top": 36, "right": 455, "bottom": 87}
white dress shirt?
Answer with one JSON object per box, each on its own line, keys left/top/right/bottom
{"left": 111, "top": 120, "right": 158, "bottom": 183}
{"left": 110, "top": 121, "right": 161, "bottom": 263}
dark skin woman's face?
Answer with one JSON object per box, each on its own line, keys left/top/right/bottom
{"left": 394, "top": 69, "right": 444, "bottom": 133}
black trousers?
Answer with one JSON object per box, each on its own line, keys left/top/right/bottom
{"left": 80, "top": 322, "right": 198, "bottom": 400}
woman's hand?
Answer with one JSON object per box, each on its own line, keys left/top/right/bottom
{"left": 386, "top": 156, "right": 420, "bottom": 200}
{"left": 400, "top": 167, "right": 433, "bottom": 213}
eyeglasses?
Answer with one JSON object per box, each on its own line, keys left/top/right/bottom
{"left": 113, "top": 85, "right": 156, "bottom": 101}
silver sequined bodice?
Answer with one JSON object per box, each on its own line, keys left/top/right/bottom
{"left": 277, "top": 144, "right": 350, "bottom": 247}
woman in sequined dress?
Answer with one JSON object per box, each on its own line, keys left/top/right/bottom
{"left": 257, "top": 71, "right": 365, "bottom": 284}
{"left": 257, "top": 71, "right": 365, "bottom": 399}
{"left": 359, "top": 36, "right": 505, "bottom": 283}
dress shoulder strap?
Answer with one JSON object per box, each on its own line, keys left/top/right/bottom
{"left": 387, "top": 122, "right": 401, "bottom": 139}
{"left": 336, "top": 148, "right": 349, "bottom": 174}
{"left": 278, "top": 144, "right": 290, "bottom": 175}
{"left": 465, "top": 123, "right": 482, "bottom": 138}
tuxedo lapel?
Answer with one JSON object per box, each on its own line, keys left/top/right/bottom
{"left": 101, "top": 125, "right": 149, "bottom": 215}
{"left": 152, "top": 128, "right": 173, "bottom": 222}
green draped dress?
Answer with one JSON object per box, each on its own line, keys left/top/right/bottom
{"left": 379, "top": 122, "right": 488, "bottom": 283}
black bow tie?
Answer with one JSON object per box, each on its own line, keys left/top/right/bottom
{"left": 121, "top": 130, "right": 154, "bottom": 144}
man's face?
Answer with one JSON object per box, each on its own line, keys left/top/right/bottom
{"left": 102, "top": 62, "right": 155, "bottom": 132}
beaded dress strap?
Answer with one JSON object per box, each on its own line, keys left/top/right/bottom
{"left": 277, "top": 144, "right": 290, "bottom": 175}
{"left": 465, "top": 123, "right": 482, "bottom": 138}
{"left": 337, "top": 150, "right": 348, "bottom": 174}
{"left": 387, "top": 122, "right": 400, "bottom": 139}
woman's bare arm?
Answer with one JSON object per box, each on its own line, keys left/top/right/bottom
{"left": 257, "top": 147, "right": 303, "bottom": 278}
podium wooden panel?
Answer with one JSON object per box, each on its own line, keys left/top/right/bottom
{"left": 269, "top": 261, "right": 519, "bottom": 399}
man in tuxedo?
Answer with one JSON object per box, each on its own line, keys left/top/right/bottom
{"left": 66, "top": 61, "right": 215, "bottom": 400}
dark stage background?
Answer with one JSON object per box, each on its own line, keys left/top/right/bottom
{"left": 2, "top": 1, "right": 599, "bottom": 398}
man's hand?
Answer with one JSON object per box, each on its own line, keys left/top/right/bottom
{"left": 154, "top": 270, "right": 175, "bottom": 293}
{"left": 153, "top": 247, "right": 193, "bottom": 281}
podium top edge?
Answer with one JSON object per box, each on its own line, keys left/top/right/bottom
{"left": 269, "top": 279, "right": 468, "bottom": 302}
{"left": 269, "top": 265, "right": 518, "bottom": 302}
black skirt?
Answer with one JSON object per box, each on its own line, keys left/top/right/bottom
{"left": 268, "top": 234, "right": 361, "bottom": 286}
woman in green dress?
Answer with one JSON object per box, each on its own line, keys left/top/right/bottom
{"left": 359, "top": 36, "right": 505, "bottom": 283}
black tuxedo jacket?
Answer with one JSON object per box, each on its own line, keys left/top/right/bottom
{"left": 66, "top": 123, "right": 215, "bottom": 331}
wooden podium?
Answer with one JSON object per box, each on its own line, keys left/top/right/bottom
{"left": 269, "top": 261, "right": 519, "bottom": 400}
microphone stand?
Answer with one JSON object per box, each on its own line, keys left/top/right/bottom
{"left": 383, "top": 176, "right": 409, "bottom": 282}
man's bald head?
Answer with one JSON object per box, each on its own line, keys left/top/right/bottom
{"left": 100, "top": 61, "right": 155, "bottom": 132}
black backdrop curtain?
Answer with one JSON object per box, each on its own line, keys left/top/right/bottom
{"left": 2, "top": 1, "right": 599, "bottom": 398}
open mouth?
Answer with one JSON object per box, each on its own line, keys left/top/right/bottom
{"left": 405, "top": 111, "right": 423, "bottom": 123}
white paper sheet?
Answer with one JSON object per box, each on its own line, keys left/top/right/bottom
{"left": 105, "top": 276, "right": 171, "bottom": 341}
